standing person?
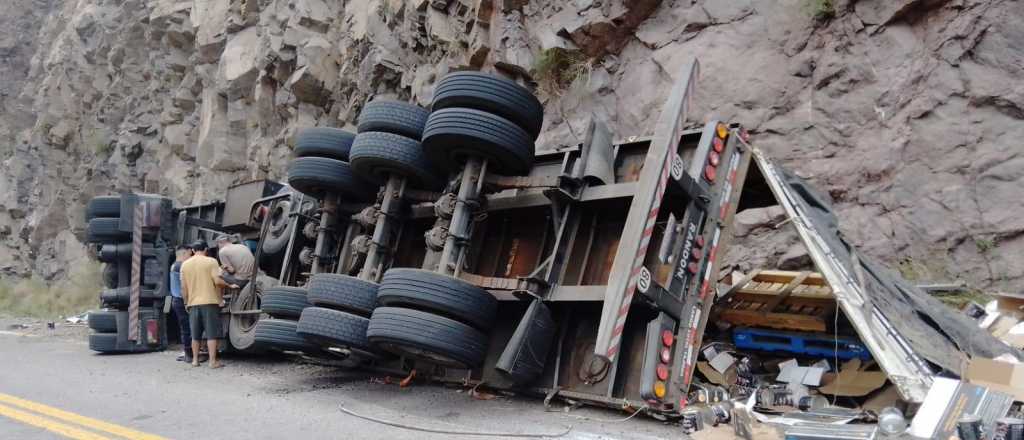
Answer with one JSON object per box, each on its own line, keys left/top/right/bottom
{"left": 169, "top": 245, "right": 195, "bottom": 363}
{"left": 179, "top": 240, "right": 230, "bottom": 368}
{"left": 215, "top": 235, "right": 254, "bottom": 290}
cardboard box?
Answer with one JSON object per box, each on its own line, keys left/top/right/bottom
{"left": 965, "top": 357, "right": 1024, "bottom": 402}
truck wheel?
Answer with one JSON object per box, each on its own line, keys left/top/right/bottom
{"left": 261, "top": 200, "right": 293, "bottom": 255}
{"left": 350, "top": 131, "right": 441, "bottom": 189}
{"left": 294, "top": 128, "right": 356, "bottom": 161}
{"left": 431, "top": 71, "right": 544, "bottom": 139}
{"left": 86, "top": 218, "right": 129, "bottom": 243}
{"left": 287, "top": 157, "right": 375, "bottom": 201}
{"left": 261, "top": 286, "right": 310, "bottom": 319}
{"left": 297, "top": 307, "right": 372, "bottom": 351}
{"left": 102, "top": 264, "right": 118, "bottom": 289}
{"left": 88, "top": 333, "right": 121, "bottom": 353}
{"left": 422, "top": 107, "right": 533, "bottom": 176}
{"left": 254, "top": 319, "right": 319, "bottom": 353}
{"left": 306, "top": 274, "right": 378, "bottom": 317}
{"left": 99, "top": 287, "right": 159, "bottom": 307}
{"left": 87, "top": 311, "right": 118, "bottom": 333}
{"left": 367, "top": 307, "right": 488, "bottom": 369}
{"left": 357, "top": 100, "right": 430, "bottom": 139}
{"left": 376, "top": 268, "right": 497, "bottom": 331}
{"left": 228, "top": 282, "right": 264, "bottom": 353}
{"left": 86, "top": 196, "right": 121, "bottom": 220}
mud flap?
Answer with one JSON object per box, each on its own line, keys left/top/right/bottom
{"left": 496, "top": 300, "right": 556, "bottom": 385}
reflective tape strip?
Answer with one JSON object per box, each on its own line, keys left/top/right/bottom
{"left": 606, "top": 156, "right": 673, "bottom": 360}
{"left": 128, "top": 203, "right": 142, "bottom": 342}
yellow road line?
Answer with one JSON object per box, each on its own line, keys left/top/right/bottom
{"left": 0, "top": 402, "right": 112, "bottom": 440}
{"left": 0, "top": 393, "right": 169, "bottom": 440}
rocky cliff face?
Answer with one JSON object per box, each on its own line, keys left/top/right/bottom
{"left": 1, "top": 0, "right": 1021, "bottom": 292}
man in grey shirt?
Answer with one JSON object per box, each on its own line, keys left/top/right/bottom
{"left": 215, "top": 235, "right": 254, "bottom": 289}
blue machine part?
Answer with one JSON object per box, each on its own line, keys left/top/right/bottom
{"left": 733, "top": 327, "right": 871, "bottom": 361}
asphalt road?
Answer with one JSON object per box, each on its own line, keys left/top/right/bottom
{"left": 0, "top": 324, "right": 686, "bottom": 440}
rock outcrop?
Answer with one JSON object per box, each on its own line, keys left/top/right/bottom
{"left": 0, "top": 0, "right": 1021, "bottom": 293}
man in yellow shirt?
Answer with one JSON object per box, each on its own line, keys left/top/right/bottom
{"left": 180, "top": 240, "right": 234, "bottom": 368}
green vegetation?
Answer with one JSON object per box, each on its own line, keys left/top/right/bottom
{"left": 974, "top": 236, "right": 997, "bottom": 254}
{"left": 0, "top": 262, "right": 102, "bottom": 318}
{"left": 803, "top": 0, "right": 835, "bottom": 21}
{"left": 533, "top": 48, "right": 590, "bottom": 98}
{"left": 932, "top": 289, "right": 992, "bottom": 310}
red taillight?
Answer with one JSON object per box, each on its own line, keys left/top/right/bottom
{"left": 661, "top": 347, "right": 672, "bottom": 363}
{"left": 656, "top": 364, "right": 670, "bottom": 381}
{"left": 688, "top": 262, "right": 699, "bottom": 274}
{"left": 690, "top": 247, "right": 703, "bottom": 260}
{"left": 708, "top": 151, "right": 720, "bottom": 167}
{"left": 704, "top": 165, "right": 717, "bottom": 182}
{"left": 740, "top": 128, "right": 750, "bottom": 142}
{"left": 146, "top": 320, "right": 159, "bottom": 345}
{"left": 695, "top": 235, "right": 705, "bottom": 248}
{"left": 662, "top": 330, "right": 675, "bottom": 347}
{"left": 712, "top": 137, "right": 724, "bottom": 153}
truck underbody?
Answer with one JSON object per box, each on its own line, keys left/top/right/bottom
{"left": 84, "top": 58, "right": 1017, "bottom": 427}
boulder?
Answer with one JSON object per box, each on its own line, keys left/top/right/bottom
{"left": 733, "top": 206, "right": 787, "bottom": 237}
{"left": 220, "top": 26, "right": 262, "bottom": 96}
{"left": 778, "top": 244, "right": 813, "bottom": 271}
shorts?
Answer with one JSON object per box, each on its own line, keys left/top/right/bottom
{"left": 189, "top": 304, "right": 223, "bottom": 341}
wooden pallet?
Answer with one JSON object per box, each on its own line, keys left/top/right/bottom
{"left": 715, "top": 270, "right": 835, "bottom": 332}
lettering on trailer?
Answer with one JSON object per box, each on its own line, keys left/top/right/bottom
{"left": 670, "top": 154, "right": 685, "bottom": 181}
{"left": 600, "top": 60, "right": 699, "bottom": 362}
{"left": 678, "top": 136, "right": 743, "bottom": 403}
{"left": 673, "top": 215, "right": 703, "bottom": 283}
{"left": 637, "top": 267, "right": 652, "bottom": 294}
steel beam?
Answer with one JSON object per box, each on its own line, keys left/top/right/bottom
{"left": 593, "top": 59, "right": 700, "bottom": 364}
{"left": 360, "top": 175, "right": 406, "bottom": 282}
{"left": 437, "top": 157, "right": 486, "bottom": 276}
{"left": 311, "top": 195, "right": 339, "bottom": 274}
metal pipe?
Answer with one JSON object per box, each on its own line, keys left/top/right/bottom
{"left": 437, "top": 157, "right": 486, "bottom": 275}
{"left": 277, "top": 197, "right": 303, "bottom": 285}
{"left": 312, "top": 194, "right": 339, "bottom": 274}
{"left": 360, "top": 174, "right": 406, "bottom": 282}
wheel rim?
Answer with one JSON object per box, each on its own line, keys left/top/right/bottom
{"left": 377, "top": 342, "right": 465, "bottom": 368}
{"left": 229, "top": 285, "right": 262, "bottom": 350}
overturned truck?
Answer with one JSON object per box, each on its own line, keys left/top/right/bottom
{"left": 84, "top": 59, "right": 1015, "bottom": 418}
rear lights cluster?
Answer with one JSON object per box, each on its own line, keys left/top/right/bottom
{"left": 704, "top": 123, "right": 728, "bottom": 183}
{"left": 653, "top": 329, "right": 675, "bottom": 399}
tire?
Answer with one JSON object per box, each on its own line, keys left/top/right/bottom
{"left": 297, "top": 307, "right": 372, "bottom": 350}
{"left": 102, "top": 264, "right": 118, "bottom": 289}
{"left": 432, "top": 71, "right": 544, "bottom": 139}
{"left": 227, "top": 279, "right": 265, "bottom": 353}
{"left": 261, "top": 286, "right": 310, "bottom": 319}
{"left": 88, "top": 333, "right": 120, "bottom": 353}
{"left": 99, "top": 287, "right": 160, "bottom": 307}
{"left": 294, "top": 128, "right": 356, "bottom": 161}
{"left": 376, "top": 269, "right": 497, "bottom": 331}
{"left": 367, "top": 307, "right": 488, "bottom": 368}
{"left": 422, "top": 107, "right": 534, "bottom": 176}
{"left": 86, "top": 218, "right": 128, "bottom": 243}
{"left": 87, "top": 311, "right": 118, "bottom": 333}
{"left": 306, "top": 274, "right": 378, "bottom": 316}
{"left": 254, "top": 318, "right": 319, "bottom": 353}
{"left": 86, "top": 196, "right": 121, "bottom": 220}
{"left": 357, "top": 100, "right": 430, "bottom": 139}
{"left": 261, "top": 200, "right": 292, "bottom": 255}
{"left": 287, "top": 157, "right": 376, "bottom": 201}
{"left": 350, "top": 131, "right": 441, "bottom": 189}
